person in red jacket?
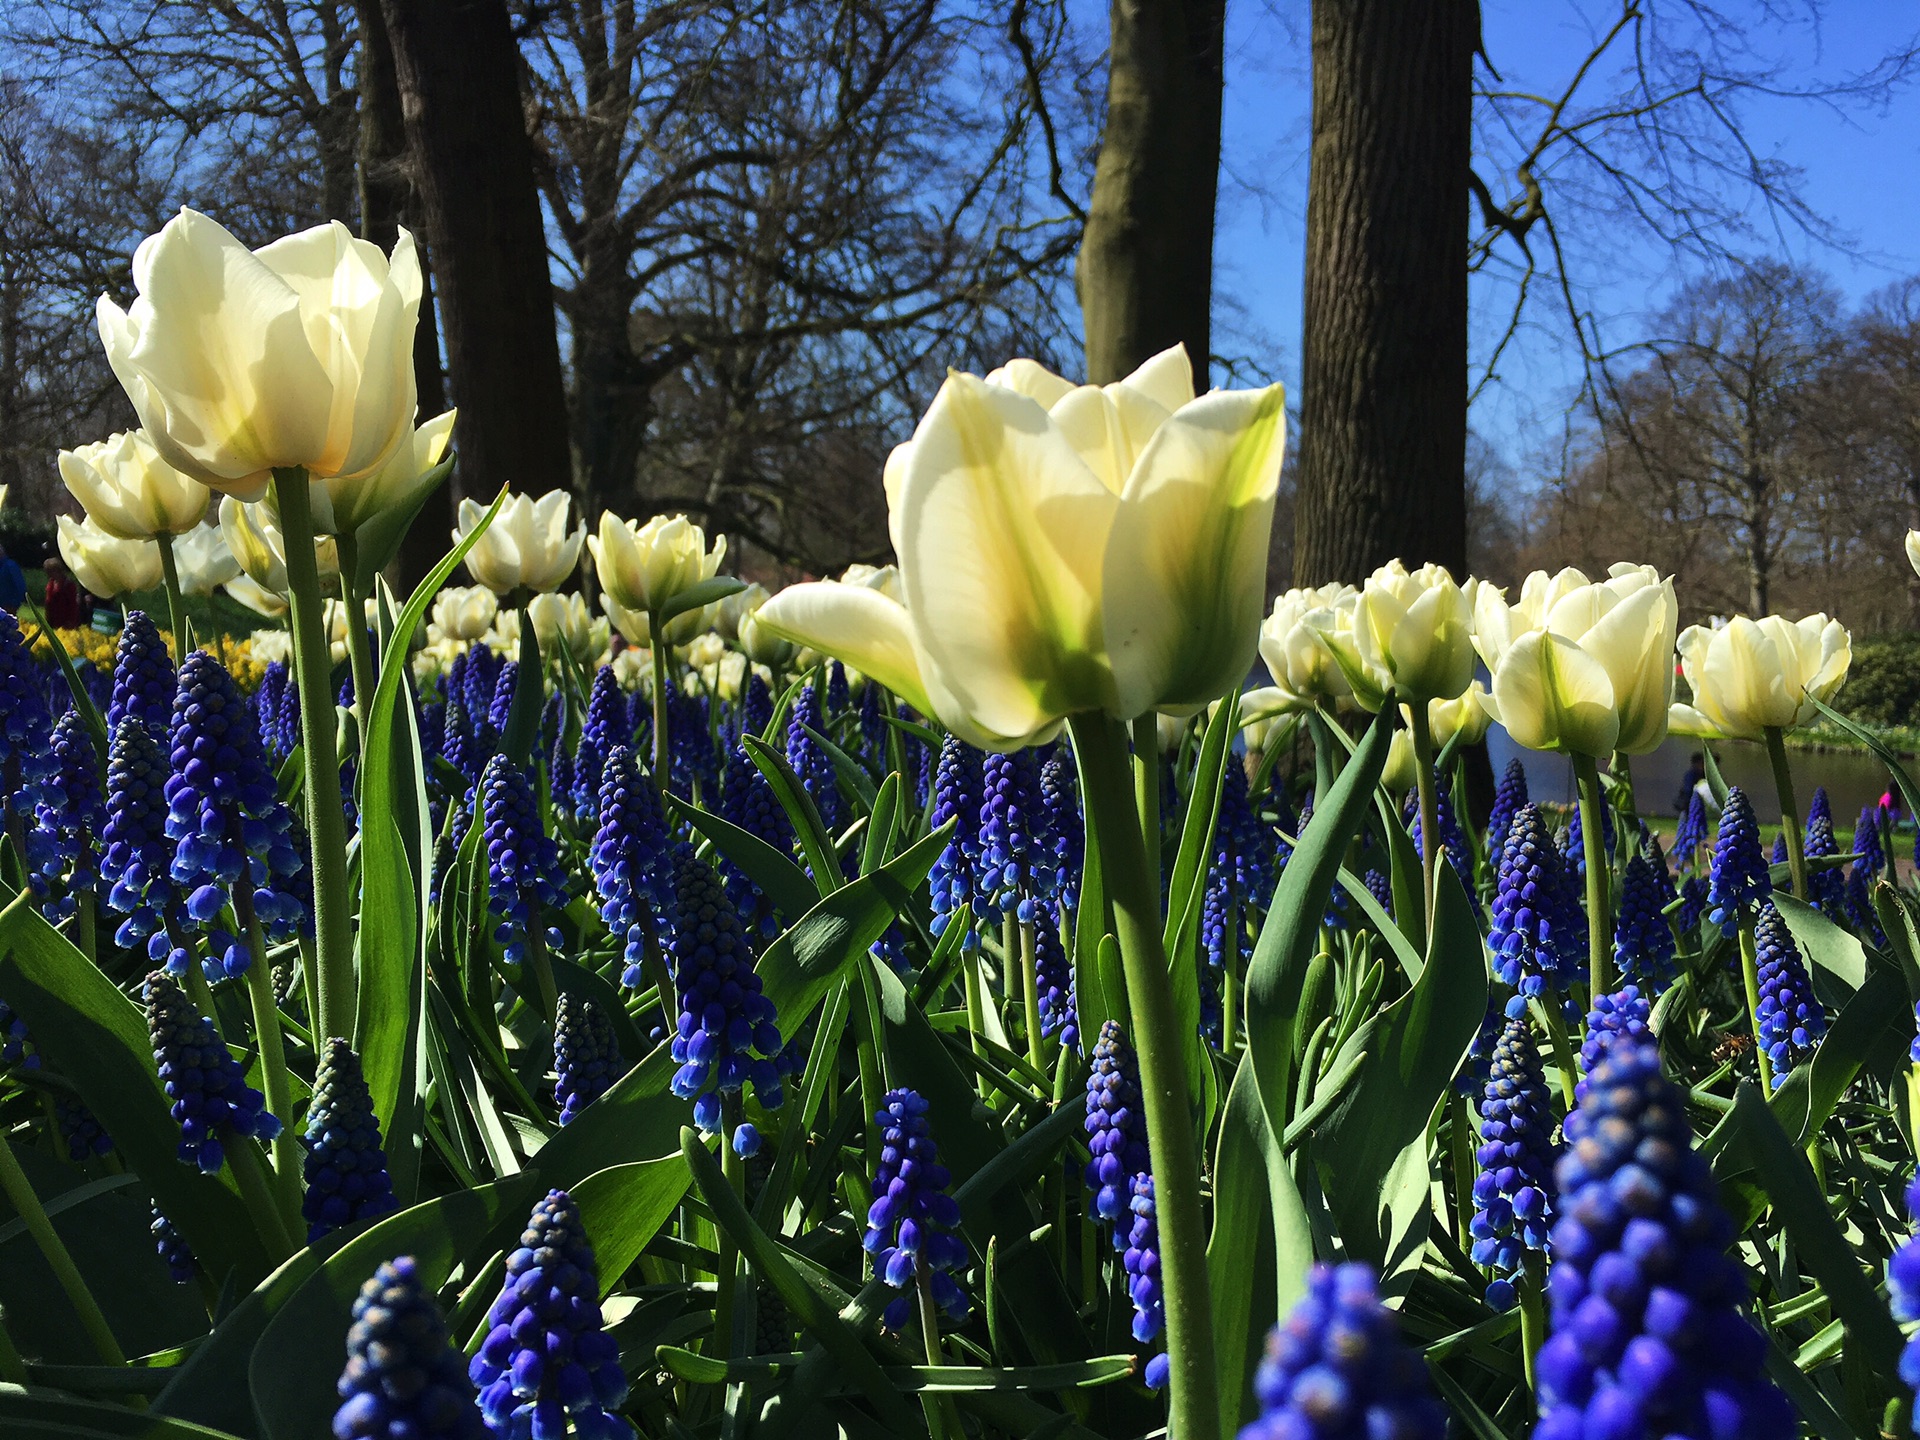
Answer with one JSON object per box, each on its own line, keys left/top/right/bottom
{"left": 42, "top": 557, "right": 82, "bottom": 629}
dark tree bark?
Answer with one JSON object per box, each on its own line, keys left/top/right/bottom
{"left": 1075, "top": 0, "right": 1225, "bottom": 388}
{"left": 377, "top": 0, "right": 573, "bottom": 521}
{"left": 356, "top": 0, "right": 451, "bottom": 586}
{"left": 1293, "top": 0, "right": 1477, "bottom": 584}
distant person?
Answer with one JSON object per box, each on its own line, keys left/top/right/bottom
{"left": 42, "top": 557, "right": 80, "bottom": 629}
{"left": 0, "top": 545, "right": 25, "bottom": 613}
{"left": 1674, "top": 751, "right": 1706, "bottom": 814}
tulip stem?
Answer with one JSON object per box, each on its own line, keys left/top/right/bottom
{"left": 1763, "top": 726, "right": 1808, "bottom": 899}
{"left": 1130, "top": 713, "right": 1162, "bottom": 931}
{"left": 650, "top": 629, "right": 671, "bottom": 785}
{"left": 334, "top": 532, "right": 376, "bottom": 741}
{"left": 235, "top": 886, "right": 303, "bottom": 1227}
{"left": 154, "top": 531, "right": 189, "bottom": 659}
{"left": 1019, "top": 918, "right": 1045, "bottom": 1071}
{"left": 272, "top": 467, "right": 357, "bottom": 1046}
{"left": 1572, "top": 753, "right": 1612, "bottom": 1000}
{"left": 1409, "top": 704, "right": 1439, "bottom": 931}
{"left": 1069, "top": 713, "right": 1218, "bottom": 1440}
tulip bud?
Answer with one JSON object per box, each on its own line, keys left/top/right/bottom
{"left": 430, "top": 586, "right": 498, "bottom": 643}
{"left": 170, "top": 521, "right": 242, "bottom": 596}
{"left": 1259, "top": 584, "right": 1357, "bottom": 711}
{"left": 525, "top": 592, "right": 607, "bottom": 666}
{"left": 1675, "top": 615, "right": 1849, "bottom": 742}
{"left": 97, "top": 210, "right": 421, "bottom": 498}
{"left": 59, "top": 430, "right": 208, "bottom": 539}
{"left": 1381, "top": 731, "right": 1419, "bottom": 793}
{"left": 1319, "top": 561, "right": 1475, "bottom": 711}
{"left": 715, "top": 582, "right": 770, "bottom": 642}
{"left": 454, "top": 492, "right": 584, "bottom": 596}
{"left": 589, "top": 512, "right": 726, "bottom": 616}
{"left": 57, "top": 514, "right": 161, "bottom": 598}
{"left": 305, "top": 410, "right": 455, "bottom": 538}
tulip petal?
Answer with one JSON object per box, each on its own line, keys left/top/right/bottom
{"left": 1103, "top": 385, "right": 1286, "bottom": 719}
{"left": 896, "top": 372, "right": 1119, "bottom": 746}
{"left": 1666, "top": 702, "right": 1721, "bottom": 739}
{"left": 757, "top": 583, "right": 934, "bottom": 720}
{"left": 1697, "top": 618, "right": 1788, "bottom": 739}
{"left": 1491, "top": 629, "right": 1619, "bottom": 758}
{"left": 1574, "top": 580, "right": 1676, "bottom": 754}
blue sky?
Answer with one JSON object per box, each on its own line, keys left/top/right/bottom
{"left": 1206, "top": 0, "right": 1920, "bottom": 470}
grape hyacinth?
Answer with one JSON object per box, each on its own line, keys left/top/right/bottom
{"left": 0, "top": 606, "right": 53, "bottom": 824}
{"left": 254, "top": 660, "right": 295, "bottom": 762}
{"left": 1672, "top": 789, "right": 1709, "bottom": 865}
{"left": 1562, "top": 798, "right": 1615, "bottom": 879}
{"left": 109, "top": 610, "right": 176, "bottom": 738}
{"left": 100, "top": 718, "right": 175, "bottom": 949}
{"left": 857, "top": 675, "right": 886, "bottom": 761}
{"left": 1033, "top": 917, "right": 1077, "bottom": 1052}
{"left": 1533, "top": 1043, "right": 1792, "bottom": 1440}
{"left": 1676, "top": 874, "right": 1709, "bottom": 935}
{"left": 978, "top": 746, "right": 1048, "bottom": 921}
{"left": 1856, "top": 803, "right": 1887, "bottom": 876}
{"left": 1706, "top": 786, "right": 1771, "bottom": 936}
{"left": 554, "top": 993, "right": 619, "bottom": 1126}
{"left": 55, "top": 1093, "right": 111, "bottom": 1161}
{"left": 478, "top": 755, "right": 567, "bottom": 968}
{"left": 144, "top": 968, "right": 280, "bottom": 1173}
{"left": 717, "top": 741, "right": 792, "bottom": 939}
{"left": 1488, "top": 757, "right": 1529, "bottom": 860}
{"left": 1470, "top": 1014, "right": 1560, "bottom": 1310}
{"left": 151, "top": 1203, "right": 195, "bottom": 1285}
{"left": 1455, "top": 997, "right": 1503, "bottom": 1098}
{"left": 591, "top": 746, "right": 677, "bottom": 989}
{"left": 1123, "top": 1173, "right": 1167, "bottom": 1389}
{"left": 30, "top": 710, "right": 105, "bottom": 920}
{"left": 164, "top": 650, "right": 308, "bottom": 978}
{"left": 1889, "top": 1180, "right": 1920, "bottom": 1423}
{"left": 1800, "top": 799, "right": 1846, "bottom": 918}
{"left": 1234, "top": 1263, "right": 1446, "bottom": 1440}
{"left": 485, "top": 660, "right": 519, "bottom": 738}
{"left": 301, "top": 1038, "right": 399, "bottom": 1244}
{"left": 1039, "top": 745, "right": 1083, "bottom": 912}
{"left": 1084, "top": 1020, "right": 1151, "bottom": 1235}
{"left": 666, "top": 850, "right": 787, "bottom": 1142}
{"left": 1612, "top": 848, "right": 1677, "bottom": 993}
{"left": 1577, "top": 986, "right": 1652, "bottom": 1102}
{"left": 928, "top": 735, "right": 984, "bottom": 947}
{"left": 785, "top": 682, "right": 840, "bottom": 834}
{"left": 1409, "top": 768, "right": 1479, "bottom": 917}
{"left": 571, "top": 665, "right": 628, "bottom": 816}
{"left": 863, "top": 1088, "right": 969, "bottom": 1331}
{"left": 1753, "top": 901, "right": 1826, "bottom": 1087}
{"left": 0, "top": 1000, "right": 29, "bottom": 1068}
{"left": 1488, "top": 804, "right": 1581, "bottom": 1018}
{"left": 334, "top": 1256, "right": 484, "bottom": 1440}
{"left": 470, "top": 1190, "right": 631, "bottom": 1440}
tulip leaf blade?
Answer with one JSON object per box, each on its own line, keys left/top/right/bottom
{"left": 657, "top": 575, "right": 746, "bottom": 628}
{"left": 671, "top": 794, "right": 819, "bottom": 922}
{"left": 356, "top": 486, "right": 509, "bottom": 1162}
{"left": 0, "top": 890, "right": 271, "bottom": 1292}
{"left": 1243, "top": 708, "right": 1392, "bottom": 1147}
{"left": 741, "top": 733, "right": 843, "bottom": 894}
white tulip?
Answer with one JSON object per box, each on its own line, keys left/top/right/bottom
{"left": 1675, "top": 614, "right": 1850, "bottom": 741}
{"left": 59, "top": 429, "right": 208, "bottom": 539}
{"left": 169, "top": 520, "right": 242, "bottom": 595}
{"left": 226, "top": 572, "right": 288, "bottom": 619}
{"left": 526, "top": 591, "right": 608, "bottom": 665}
{"left": 454, "top": 492, "right": 584, "bottom": 595}
{"left": 430, "top": 586, "right": 498, "bottom": 643}
{"left": 1258, "top": 584, "right": 1358, "bottom": 710}
{"left": 1316, "top": 560, "right": 1476, "bottom": 712}
{"left": 220, "top": 496, "right": 341, "bottom": 595}
{"left": 97, "top": 209, "right": 420, "bottom": 498}
{"left": 590, "top": 511, "right": 726, "bottom": 615}
{"left": 57, "top": 514, "right": 161, "bottom": 597}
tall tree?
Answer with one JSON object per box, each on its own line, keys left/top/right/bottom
{"left": 378, "top": 0, "right": 573, "bottom": 510}
{"left": 1076, "top": 0, "right": 1224, "bottom": 387}
{"left": 1292, "top": 0, "right": 1476, "bottom": 585}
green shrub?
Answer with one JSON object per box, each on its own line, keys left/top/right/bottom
{"left": 1838, "top": 631, "right": 1920, "bottom": 727}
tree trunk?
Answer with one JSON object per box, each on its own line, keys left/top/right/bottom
{"left": 1076, "top": 0, "right": 1225, "bottom": 389}
{"left": 1293, "top": 0, "right": 1476, "bottom": 584}
{"left": 357, "top": 0, "right": 451, "bottom": 586}
{"left": 1744, "top": 472, "right": 1770, "bottom": 616}
{"left": 377, "top": 0, "right": 573, "bottom": 524}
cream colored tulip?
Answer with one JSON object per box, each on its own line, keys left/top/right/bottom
{"left": 611, "top": 646, "right": 653, "bottom": 695}
{"left": 1235, "top": 686, "right": 1292, "bottom": 753}
{"left": 590, "top": 511, "right": 726, "bottom": 615}
{"left": 791, "top": 345, "right": 1284, "bottom": 749}
{"left": 248, "top": 627, "right": 293, "bottom": 666}
{"left": 688, "top": 650, "right": 751, "bottom": 702}
{"left": 737, "top": 606, "right": 796, "bottom": 669}
{"left": 226, "top": 573, "right": 288, "bottom": 619}
{"left": 57, "top": 514, "right": 160, "bottom": 597}
{"left": 839, "top": 563, "right": 906, "bottom": 603}
{"left": 454, "top": 492, "right": 583, "bottom": 596}
{"left": 1908, "top": 531, "right": 1920, "bottom": 579}
{"left": 1381, "top": 731, "right": 1419, "bottom": 793}
{"left": 411, "top": 636, "right": 462, "bottom": 686}
{"left": 715, "top": 582, "right": 770, "bottom": 642}
{"left": 1675, "top": 614, "right": 1850, "bottom": 742}
{"left": 220, "top": 496, "right": 340, "bottom": 595}
{"left": 685, "top": 632, "right": 728, "bottom": 670}
{"left": 430, "top": 586, "right": 498, "bottom": 643}
{"left": 1259, "top": 584, "right": 1357, "bottom": 710}
{"left": 1416, "top": 681, "right": 1493, "bottom": 749}
{"left": 170, "top": 521, "right": 241, "bottom": 595}
{"left": 305, "top": 409, "right": 455, "bottom": 537}
{"left": 97, "top": 210, "right": 420, "bottom": 499}
{"left": 59, "top": 430, "right": 208, "bottom": 539}
{"left": 601, "top": 590, "right": 712, "bottom": 649}
{"left": 325, "top": 597, "right": 379, "bottom": 665}
{"left": 525, "top": 591, "right": 607, "bottom": 666}
{"left": 1471, "top": 564, "right": 1678, "bottom": 758}
{"left": 1317, "top": 561, "right": 1475, "bottom": 711}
